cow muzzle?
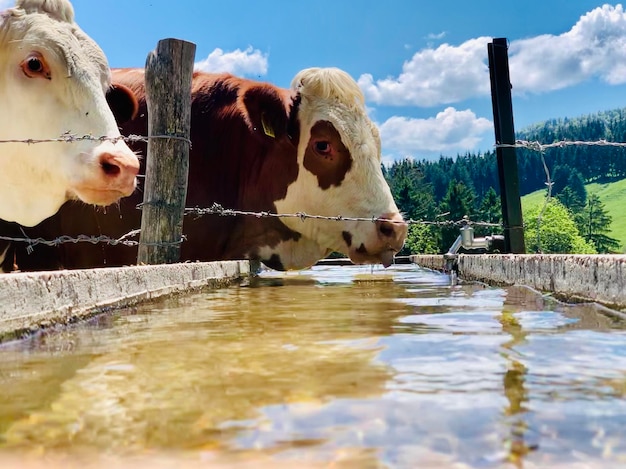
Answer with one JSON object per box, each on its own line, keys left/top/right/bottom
{"left": 72, "top": 147, "right": 140, "bottom": 206}
{"left": 347, "top": 212, "right": 408, "bottom": 268}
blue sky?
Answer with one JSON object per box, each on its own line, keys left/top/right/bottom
{"left": 5, "top": 0, "right": 626, "bottom": 164}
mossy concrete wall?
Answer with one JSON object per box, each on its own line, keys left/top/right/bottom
{"left": 411, "top": 254, "right": 626, "bottom": 311}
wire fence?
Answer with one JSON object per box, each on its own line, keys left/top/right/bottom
{"left": 1, "top": 133, "right": 622, "bottom": 252}
{"left": 496, "top": 139, "right": 626, "bottom": 152}
{"left": 0, "top": 132, "right": 502, "bottom": 251}
{"left": 0, "top": 206, "right": 501, "bottom": 252}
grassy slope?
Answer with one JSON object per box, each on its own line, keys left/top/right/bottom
{"left": 521, "top": 179, "right": 626, "bottom": 252}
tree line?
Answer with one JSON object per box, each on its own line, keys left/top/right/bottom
{"left": 384, "top": 107, "right": 625, "bottom": 255}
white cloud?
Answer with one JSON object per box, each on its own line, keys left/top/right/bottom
{"left": 194, "top": 46, "right": 268, "bottom": 76}
{"left": 510, "top": 4, "right": 626, "bottom": 93}
{"left": 358, "top": 37, "right": 491, "bottom": 107}
{"left": 360, "top": 4, "right": 626, "bottom": 106}
{"left": 379, "top": 107, "right": 493, "bottom": 158}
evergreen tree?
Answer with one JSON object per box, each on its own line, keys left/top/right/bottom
{"left": 551, "top": 164, "right": 572, "bottom": 196}
{"left": 556, "top": 186, "right": 586, "bottom": 229}
{"left": 582, "top": 194, "right": 621, "bottom": 253}
{"left": 556, "top": 186, "right": 584, "bottom": 211}
{"left": 392, "top": 175, "right": 417, "bottom": 217}
{"left": 567, "top": 170, "right": 587, "bottom": 205}
{"left": 439, "top": 181, "right": 476, "bottom": 252}
{"left": 387, "top": 160, "right": 437, "bottom": 221}
{"left": 475, "top": 187, "right": 502, "bottom": 237}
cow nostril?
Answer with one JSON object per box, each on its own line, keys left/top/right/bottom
{"left": 379, "top": 221, "right": 395, "bottom": 238}
{"left": 101, "top": 161, "right": 121, "bottom": 176}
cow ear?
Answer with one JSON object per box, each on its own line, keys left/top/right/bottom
{"left": 242, "top": 85, "right": 289, "bottom": 140}
{"left": 106, "top": 83, "right": 138, "bottom": 125}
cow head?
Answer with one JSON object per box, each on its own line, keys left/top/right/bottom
{"left": 0, "top": 0, "right": 139, "bottom": 226}
{"left": 261, "top": 68, "right": 407, "bottom": 269}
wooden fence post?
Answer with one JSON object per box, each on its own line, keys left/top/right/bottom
{"left": 488, "top": 37, "right": 526, "bottom": 254}
{"left": 137, "top": 38, "right": 196, "bottom": 265}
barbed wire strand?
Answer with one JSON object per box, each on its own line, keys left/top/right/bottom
{"left": 181, "top": 203, "right": 502, "bottom": 228}
{"left": 0, "top": 231, "right": 185, "bottom": 254}
{"left": 0, "top": 132, "right": 191, "bottom": 146}
{"left": 496, "top": 139, "right": 626, "bottom": 152}
{"left": 3, "top": 132, "right": 621, "bottom": 154}
{"left": 1, "top": 211, "right": 502, "bottom": 250}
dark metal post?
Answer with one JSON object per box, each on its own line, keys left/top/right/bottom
{"left": 138, "top": 38, "right": 196, "bottom": 265}
{"left": 488, "top": 38, "right": 525, "bottom": 253}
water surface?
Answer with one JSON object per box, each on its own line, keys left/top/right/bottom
{"left": 1, "top": 264, "right": 625, "bottom": 468}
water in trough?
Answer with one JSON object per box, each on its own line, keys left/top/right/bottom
{"left": 0, "top": 264, "right": 625, "bottom": 468}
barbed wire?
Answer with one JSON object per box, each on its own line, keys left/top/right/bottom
{"left": 17, "top": 132, "right": 616, "bottom": 251}
{"left": 0, "top": 234, "right": 139, "bottom": 249}
{"left": 183, "top": 203, "right": 503, "bottom": 228}
{"left": 9, "top": 131, "right": 616, "bottom": 251}
{"left": 2, "top": 130, "right": 620, "bottom": 255}
{"left": 0, "top": 128, "right": 502, "bottom": 250}
{"left": 0, "top": 229, "right": 184, "bottom": 254}
{"left": 496, "top": 139, "right": 626, "bottom": 152}
{"left": 1, "top": 206, "right": 502, "bottom": 250}
{"left": 4, "top": 131, "right": 625, "bottom": 153}
{"left": 2, "top": 131, "right": 623, "bottom": 153}
{"left": 0, "top": 132, "right": 191, "bottom": 146}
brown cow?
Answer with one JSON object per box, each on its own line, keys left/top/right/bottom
{"left": 10, "top": 67, "right": 407, "bottom": 272}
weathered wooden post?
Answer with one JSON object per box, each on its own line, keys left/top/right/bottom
{"left": 488, "top": 37, "right": 526, "bottom": 254}
{"left": 137, "top": 38, "right": 196, "bottom": 265}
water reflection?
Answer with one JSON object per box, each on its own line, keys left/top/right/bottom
{"left": 0, "top": 265, "right": 625, "bottom": 468}
{"left": 499, "top": 297, "right": 533, "bottom": 467}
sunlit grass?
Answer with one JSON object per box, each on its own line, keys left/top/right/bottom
{"left": 521, "top": 179, "right": 626, "bottom": 253}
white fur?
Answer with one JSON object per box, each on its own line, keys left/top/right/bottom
{"left": 257, "top": 239, "right": 330, "bottom": 271}
{"left": 0, "top": 0, "right": 138, "bottom": 226}
{"left": 272, "top": 67, "right": 402, "bottom": 266}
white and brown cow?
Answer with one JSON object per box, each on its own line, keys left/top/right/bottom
{"left": 11, "top": 67, "right": 407, "bottom": 272}
{"left": 0, "top": 0, "right": 139, "bottom": 227}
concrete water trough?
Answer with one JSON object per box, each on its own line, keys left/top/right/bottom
{"left": 411, "top": 253, "right": 626, "bottom": 315}
{"left": 4, "top": 253, "right": 626, "bottom": 343}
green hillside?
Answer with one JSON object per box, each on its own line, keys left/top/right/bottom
{"left": 521, "top": 179, "right": 626, "bottom": 252}
{"left": 384, "top": 106, "right": 626, "bottom": 253}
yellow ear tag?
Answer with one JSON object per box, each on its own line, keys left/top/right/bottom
{"left": 261, "top": 113, "right": 275, "bottom": 138}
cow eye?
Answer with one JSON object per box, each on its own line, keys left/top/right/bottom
{"left": 315, "top": 141, "right": 332, "bottom": 154}
{"left": 27, "top": 58, "right": 43, "bottom": 73}
{"left": 20, "top": 53, "right": 51, "bottom": 79}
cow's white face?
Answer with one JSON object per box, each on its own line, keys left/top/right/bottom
{"left": 272, "top": 68, "right": 407, "bottom": 269}
{"left": 0, "top": 0, "right": 139, "bottom": 226}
